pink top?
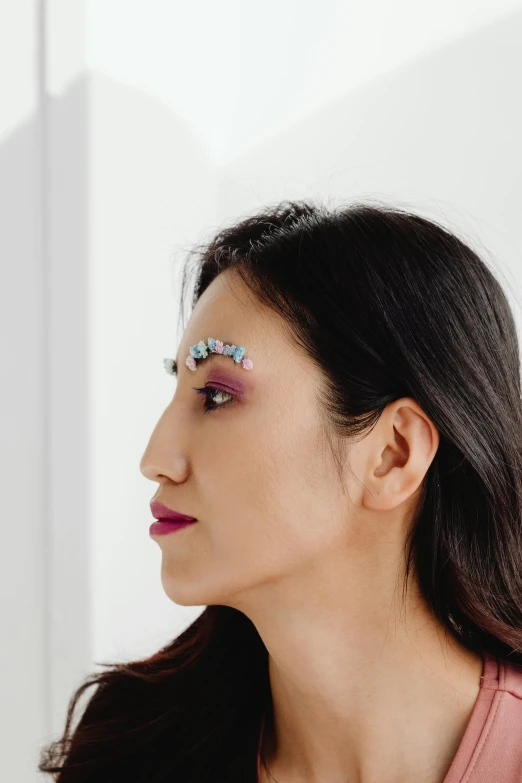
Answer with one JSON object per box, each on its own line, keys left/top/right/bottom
{"left": 256, "top": 651, "right": 522, "bottom": 782}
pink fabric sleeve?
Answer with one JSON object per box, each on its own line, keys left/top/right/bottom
{"left": 443, "top": 650, "right": 522, "bottom": 782}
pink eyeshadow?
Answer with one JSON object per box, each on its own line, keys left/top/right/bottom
{"left": 204, "top": 369, "right": 248, "bottom": 398}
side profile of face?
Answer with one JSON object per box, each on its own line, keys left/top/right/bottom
{"left": 140, "top": 269, "right": 437, "bottom": 612}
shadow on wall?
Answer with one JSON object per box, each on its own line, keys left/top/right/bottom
{"left": 0, "top": 77, "right": 91, "bottom": 783}
{"left": 0, "top": 72, "right": 217, "bottom": 783}
{"left": 218, "top": 6, "right": 522, "bottom": 311}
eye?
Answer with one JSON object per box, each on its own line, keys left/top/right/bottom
{"left": 192, "top": 385, "right": 235, "bottom": 414}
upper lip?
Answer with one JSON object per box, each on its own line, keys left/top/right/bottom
{"left": 150, "top": 500, "right": 198, "bottom": 522}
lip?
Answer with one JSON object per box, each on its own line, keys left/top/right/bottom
{"left": 150, "top": 500, "right": 198, "bottom": 522}
{"left": 149, "top": 519, "right": 197, "bottom": 536}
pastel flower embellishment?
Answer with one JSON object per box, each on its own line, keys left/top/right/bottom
{"left": 163, "top": 357, "right": 176, "bottom": 375}
{"left": 233, "top": 346, "right": 246, "bottom": 363}
{"left": 196, "top": 340, "right": 208, "bottom": 358}
{"left": 183, "top": 338, "right": 253, "bottom": 372}
{"left": 189, "top": 340, "right": 208, "bottom": 360}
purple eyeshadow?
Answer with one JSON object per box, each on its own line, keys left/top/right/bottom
{"left": 205, "top": 369, "right": 247, "bottom": 398}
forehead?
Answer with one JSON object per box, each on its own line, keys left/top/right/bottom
{"left": 175, "top": 271, "right": 323, "bottom": 388}
{"left": 178, "top": 273, "right": 268, "bottom": 357}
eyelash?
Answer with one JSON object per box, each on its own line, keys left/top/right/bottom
{"left": 192, "top": 385, "right": 235, "bottom": 414}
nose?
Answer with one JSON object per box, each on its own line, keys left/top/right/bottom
{"left": 139, "top": 407, "right": 190, "bottom": 484}
{"left": 140, "top": 451, "right": 189, "bottom": 483}
{"left": 139, "top": 449, "right": 155, "bottom": 481}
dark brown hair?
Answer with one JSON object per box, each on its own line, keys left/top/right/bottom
{"left": 38, "top": 199, "right": 522, "bottom": 781}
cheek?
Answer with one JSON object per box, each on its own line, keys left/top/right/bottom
{"left": 200, "top": 410, "right": 344, "bottom": 560}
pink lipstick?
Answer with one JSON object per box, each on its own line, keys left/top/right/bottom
{"left": 149, "top": 519, "right": 197, "bottom": 536}
{"left": 150, "top": 500, "right": 197, "bottom": 521}
{"left": 149, "top": 500, "right": 198, "bottom": 537}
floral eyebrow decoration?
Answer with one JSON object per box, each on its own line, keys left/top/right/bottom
{"left": 163, "top": 338, "right": 254, "bottom": 375}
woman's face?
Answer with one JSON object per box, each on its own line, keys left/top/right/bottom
{"left": 140, "top": 270, "right": 356, "bottom": 610}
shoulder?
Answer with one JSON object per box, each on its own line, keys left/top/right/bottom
{"left": 500, "top": 658, "right": 522, "bottom": 701}
{"left": 463, "top": 656, "right": 522, "bottom": 781}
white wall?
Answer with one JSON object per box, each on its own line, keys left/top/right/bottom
{"left": 219, "top": 9, "right": 522, "bottom": 318}
{"left": 1, "top": 2, "right": 46, "bottom": 781}
{"left": 0, "top": 3, "right": 91, "bottom": 780}
{"left": 45, "top": 0, "right": 90, "bottom": 766}
{"left": 86, "top": 0, "right": 522, "bottom": 164}
{"left": 2, "top": 3, "right": 522, "bottom": 781}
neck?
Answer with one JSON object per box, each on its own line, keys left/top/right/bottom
{"left": 250, "top": 581, "right": 483, "bottom": 783}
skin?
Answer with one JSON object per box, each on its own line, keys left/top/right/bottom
{"left": 140, "top": 269, "right": 484, "bottom": 783}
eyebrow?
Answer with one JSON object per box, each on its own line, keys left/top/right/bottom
{"left": 171, "top": 351, "right": 233, "bottom": 377}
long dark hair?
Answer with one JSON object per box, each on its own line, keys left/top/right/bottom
{"left": 38, "top": 199, "right": 522, "bottom": 781}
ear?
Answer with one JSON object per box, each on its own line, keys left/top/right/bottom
{"left": 361, "top": 398, "right": 440, "bottom": 512}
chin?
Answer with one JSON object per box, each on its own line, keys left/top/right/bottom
{"left": 160, "top": 575, "right": 219, "bottom": 608}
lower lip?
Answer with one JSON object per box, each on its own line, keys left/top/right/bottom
{"left": 149, "top": 519, "right": 198, "bottom": 536}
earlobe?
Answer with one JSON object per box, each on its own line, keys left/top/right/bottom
{"left": 362, "top": 468, "right": 407, "bottom": 512}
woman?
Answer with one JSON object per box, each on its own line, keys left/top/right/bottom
{"left": 39, "top": 199, "right": 522, "bottom": 782}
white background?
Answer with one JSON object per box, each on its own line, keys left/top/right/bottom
{"left": 2, "top": 1, "right": 522, "bottom": 779}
